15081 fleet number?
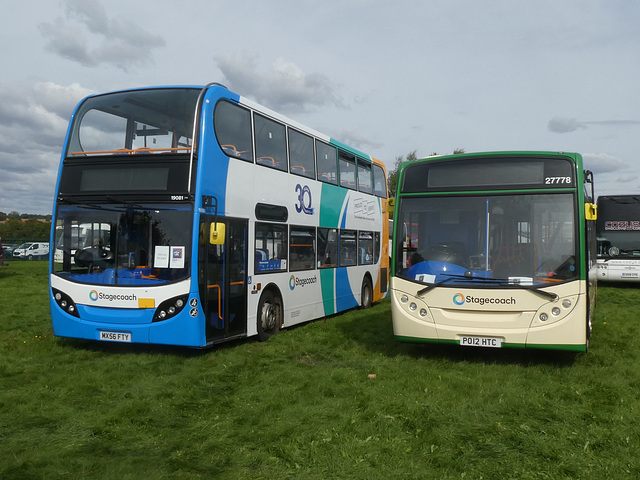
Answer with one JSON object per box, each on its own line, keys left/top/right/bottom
{"left": 544, "top": 176, "right": 572, "bottom": 185}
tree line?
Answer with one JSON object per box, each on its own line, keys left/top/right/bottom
{"left": 0, "top": 218, "right": 51, "bottom": 243}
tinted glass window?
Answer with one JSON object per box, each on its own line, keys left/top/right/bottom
{"left": 358, "top": 160, "right": 372, "bottom": 194}
{"left": 340, "top": 229, "right": 357, "bottom": 266}
{"left": 359, "top": 231, "right": 374, "bottom": 265}
{"left": 255, "top": 223, "right": 287, "bottom": 273}
{"left": 339, "top": 151, "right": 357, "bottom": 190}
{"left": 316, "top": 141, "right": 337, "bottom": 185}
{"left": 290, "top": 226, "right": 316, "bottom": 271}
{"left": 289, "top": 129, "right": 315, "bottom": 178}
{"left": 255, "top": 203, "right": 288, "bottom": 222}
{"left": 255, "top": 114, "right": 287, "bottom": 171}
{"left": 317, "top": 228, "right": 338, "bottom": 268}
{"left": 214, "top": 101, "right": 253, "bottom": 161}
{"left": 373, "top": 164, "right": 387, "bottom": 197}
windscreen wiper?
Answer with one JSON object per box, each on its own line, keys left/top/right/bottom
{"left": 416, "top": 274, "right": 468, "bottom": 296}
{"left": 416, "top": 274, "right": 558, "bottom": 300}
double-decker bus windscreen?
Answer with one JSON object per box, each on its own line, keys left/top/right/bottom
{"left": 67, "top": 88, "right": 200, "bottom": 156}
{"left": 395, "top": 193, "right": 576, "bottom": 286}
{"left": 53, "top": 204, "right": 192, "bottom": 285}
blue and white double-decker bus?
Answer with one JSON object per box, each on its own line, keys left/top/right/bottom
{"left": 50, "top": 84, "right": 389, "bottom": 347}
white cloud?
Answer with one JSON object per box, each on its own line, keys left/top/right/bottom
{"left": 548, "top": 116, "right": 586, "bottom": 133}
{"left": 0, "top": 82, "right": 90, "bottom": 214}
{"left": 38, "top": 0, "right": 165, "bottom": 72}
{"left": 215, "top": 54, "right": 344, "bottom": 114}
{"left": 582, "top": 152, "right": 626, "bottom": 174}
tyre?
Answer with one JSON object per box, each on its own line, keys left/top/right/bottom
{"left": 257, "top": 289, "right": 282, "bottom": 342}
{"left": 360, "top": 276, "right": 373, "bottom": 309}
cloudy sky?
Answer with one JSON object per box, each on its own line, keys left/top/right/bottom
{"left": 2, "top": 0, "right": 640, "bottom": 214}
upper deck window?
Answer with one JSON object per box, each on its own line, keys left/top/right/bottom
{"left": 316, "top": 141, "right": 337, "bottom": 185}
{"left": 373, "top": 164, "right": 387, "bottom": 198}
{"left": 255, "top": 114, "right": 287, "bottom": 171}
{"left": 214, "top": 101, "right": 253, "bottom": 161}
{"left": 67, "top": 88, "right": 199, "bottom": 157}
{"left": 289, "top": 129, "right": 315, "bottom": 179}
{"left": 339, "top": 151, "right": 357, "bottom": 190}
{"left": 358, "top": 160, "right": 373, "bottom": 194}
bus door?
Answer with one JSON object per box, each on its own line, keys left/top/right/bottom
{"left": 200, "top": 217, "right": 248, "bottom": 343}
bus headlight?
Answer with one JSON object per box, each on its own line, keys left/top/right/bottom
{"left": 552, "top": 307, "right": 561, "bottom": 316}
{"left": 562, "top": 299, "right": 572, "bottom": 308}
{"left": 539, "top": 313, "right": 549, "bottom": 322}
{"left": 52, "top": 288, "right": 79, "bottom": 318}
{"left": 153, "top": 295, "right": 189, "bottom": 322}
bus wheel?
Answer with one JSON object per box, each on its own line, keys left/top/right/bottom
{"left": 360, "top": 276, "right": 373, "bottom": 309}
{"left": 257, "top": 289, "right": 282, "bottom": 342}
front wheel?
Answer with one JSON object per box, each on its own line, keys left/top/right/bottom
{"left": 257, "top": 289, "right": 282, "bottom": 342}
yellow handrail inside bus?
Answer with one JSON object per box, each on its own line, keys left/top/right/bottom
{"left": 207, "top": 282, "right": 244, "bottom": 320}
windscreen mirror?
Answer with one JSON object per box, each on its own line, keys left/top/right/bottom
{"left": 210, "top": 223, "right": 225, "bottom": 245}
{"left": 585, "top": 203, "right": 597, "bottom": 221}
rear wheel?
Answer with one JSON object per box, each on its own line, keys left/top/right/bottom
{"left": 360, "top": 276, "right": 373, "bottom": 309}
{"left": 257, "top": 289, "right": 282, "bottom": 341}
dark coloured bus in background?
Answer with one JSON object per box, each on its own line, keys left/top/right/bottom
{"left": 596, "top": 195, "right": 640, "bottom": 282}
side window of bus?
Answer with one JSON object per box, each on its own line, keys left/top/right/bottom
{"left": 339, "top": 151, "right": 357, "bottom": 190}
{"left": 290, "top": 226, "right": 316, "bottom": 271}
{"left": 373, "top": 231, "right": 381, "bottom": 264}
{"left": 289, "top": 129, "right": 315, "bottom": 179}
{"left": 316, "top": 141, "right": 338, "bottom": 185}
{"left": 358, "top": 160, "right": 373, "bottom": 194}
{"left": 340, "top": 229, "right": 357, "bottom": 266}
{"left": 255, "top": 222, "right": 288, "bottom": 273}
{"left": 214, "top": 101, "right": 253, "bottom": 161}
{"left": 255, "top": 114, "right": 287, "bottom": 171}
{"left": 373, "top": 164, "right": 387, "bottom": 198}
{"left": 317, "top": 228, "right": 338, "bottom": 268}
{"left": 359, "top": 231, "right": 374, "bottom": 265}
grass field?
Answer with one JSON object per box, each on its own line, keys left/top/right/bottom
{"left": 1, "top": 261, "right": 639, "bottom": 479}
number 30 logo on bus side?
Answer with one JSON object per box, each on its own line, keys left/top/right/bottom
{"left": 295, "top": 184, "right": 314, "bottom": 215}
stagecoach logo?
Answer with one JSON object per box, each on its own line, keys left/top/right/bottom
{"left": 289, "top": 274, "right": 318, "bottom": 290}
{"left": 295, "top": 184, "right": 314, "bottom": 215}
{"left": 88, "top": 289, "right": 138, "bottom": 303}
{"left": 453, "top": 293, "right": 516, "bottom": 306}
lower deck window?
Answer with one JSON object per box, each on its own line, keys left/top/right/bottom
{"left": 255, "top": 223, "right": 288, "bottom": 273}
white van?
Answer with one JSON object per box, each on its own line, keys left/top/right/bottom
{"left": 13, "top": 242, "right": 50, "bottom": 259}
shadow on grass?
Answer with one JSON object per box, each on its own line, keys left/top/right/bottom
{"left": 55, "top": 334, "right": 254, "bottom": 358}
{"left": 337, "top": 300, "right": 579, "bottom": 368}
{"left": 0, "top": 266, "right": 17, "bottom": 278}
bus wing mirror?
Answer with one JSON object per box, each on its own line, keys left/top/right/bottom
{"left": 585, "top": 203, "right": 597, "bottom": 221}
{"left": 210, "top": 223, "right": 226, "bottom": 245}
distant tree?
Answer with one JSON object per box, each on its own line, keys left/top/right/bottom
{"left": 387, "top": 150, "right": 418, "bottom": 198}
{"left": 0, "top": 211, "right": 6, "bottom": 221}
{"left": 387, "top": 148, "right": 465, "bottom": 218}
{"left": 0, "top": 218, "right": 51, "bottom": 242}
{"left": 23, "top": 218, "right": 51, "bottom": 239}
{"left": 8, "top": 211, "right": 20, "bottom": 220}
